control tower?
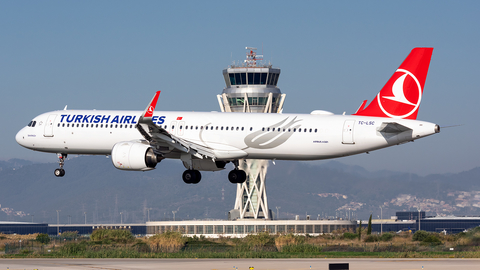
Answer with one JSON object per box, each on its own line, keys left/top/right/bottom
{"left": 217, "top": 47, "right": 286, "bottom": 219}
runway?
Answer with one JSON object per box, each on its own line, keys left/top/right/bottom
{"left": 0, "top": 258, "right": 479, "bottom": 270}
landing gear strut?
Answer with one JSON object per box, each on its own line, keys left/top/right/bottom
{"left": 54, "top": 153, "right": 67, "bottom": 177}
{"left": 182, "top": 169, "right": 201, "bottom": 184}
{"left": 228, "top": 160, "right": 247, "bottom": 184}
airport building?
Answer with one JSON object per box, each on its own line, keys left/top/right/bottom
{"left": 145, "top": 219, "right": 355, "bottom": 237}
{"left": 363, "top": 212, "right": 480, "bottom": 234}
{"left": 2, "top": 215, "right": 480, "bottom": 236}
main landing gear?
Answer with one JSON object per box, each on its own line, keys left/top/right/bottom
{"left": 228, "top": 160, "right": 247, "bottom": 184}
{"left": 182, "top": 169, "right": 201, "bottom": 184}
{"left": 228, "top": 169, "right": 247, "bottom": 184}
{"left": 54, "top": 153, "right": 67, "bottom": 177}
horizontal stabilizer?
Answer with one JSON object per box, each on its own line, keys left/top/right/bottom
{"left": 378, "top": 122, "right": 412, "bottom": 134}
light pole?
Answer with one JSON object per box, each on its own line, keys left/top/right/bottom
{"left": 379, "top": 206, "right": 383, "bottom": 234}
{"left": 84, "top": 212, "right": 87, "bottom": 224}
{"left": 418, "top": 208, "right": 421, "bottom": 231}
{"left": 120, "top": 212, "right": 123, "bottom": 224}
{"left": 56, "top": 210, "right": 61, "bottom": 236}
{"left": 68, "top": 215, "right": 71, "bottom": 224}
{"left": 147, "top": 208, "right": 152, "bottom": 222}
{"left": 172, "top": 211, "right": 177, "bottom": 221}
{"left": 31, "top": 214, "right": 34, "bottom": 223}
{"left": 276, "top": 206, "right": 281, "bottom": 220}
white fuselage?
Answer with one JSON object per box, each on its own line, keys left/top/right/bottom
{"left": 16, "top": 110, "right": 438, "bottom": 161}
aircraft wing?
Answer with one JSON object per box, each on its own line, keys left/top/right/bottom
{"left": 135, "top": 91, "right": 217, "bottom": 160}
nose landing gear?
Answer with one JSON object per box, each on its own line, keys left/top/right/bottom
{"left": 54, "top": 153, "right": 67, "bottom": 177}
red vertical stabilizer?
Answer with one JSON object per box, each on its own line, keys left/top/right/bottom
{"left": 354, "top": 48, "right": 433, "bottom": 119}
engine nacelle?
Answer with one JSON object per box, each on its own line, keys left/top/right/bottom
{"left": 111, "top": 141, "right": 160, "bottom": 171}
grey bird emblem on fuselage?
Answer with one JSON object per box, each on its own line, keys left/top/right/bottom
{"left": 243, "top": 117, "right": 302, "bottom": 149}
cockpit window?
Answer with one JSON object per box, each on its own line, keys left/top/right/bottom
{"left": 28, "top": 121, "right": 37, "bottom": 127}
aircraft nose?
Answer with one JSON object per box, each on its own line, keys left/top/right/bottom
{"left": 15, "top": 128, "right": 26, "bottom": 147}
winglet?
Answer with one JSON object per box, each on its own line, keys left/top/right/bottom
{"left": 141, "top": 91, "right": 161, "bottom": 120}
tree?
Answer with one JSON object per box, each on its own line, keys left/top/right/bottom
{"left": 412, "top": 230, "right": 430, "bottom": 241}
{"left": 367, "top": 214, "right": 372, "bottom": 235}
{"left": 36, "top": 233, "right": 50, "bottom": 245}
{"left": 358, "top": 220, "right": 362, "bottom": 241}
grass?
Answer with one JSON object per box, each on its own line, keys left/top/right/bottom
{"left": 1, "top": 228, "right": 480, "bottom": 259}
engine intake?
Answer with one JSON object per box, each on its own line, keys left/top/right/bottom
{"left": 111, "top": 141, "right": 160, "bottom": 171}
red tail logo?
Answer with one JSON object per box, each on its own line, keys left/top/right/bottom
{"left": 354, "top": 48, "right": 433, "bottom": 119}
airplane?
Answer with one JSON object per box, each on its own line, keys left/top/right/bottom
{"left": 16, "top": 47, "right": 439, "bottom": 184}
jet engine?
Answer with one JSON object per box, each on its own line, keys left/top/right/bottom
{"left": 111, "top": 141, "right": 161, "bottom": 171}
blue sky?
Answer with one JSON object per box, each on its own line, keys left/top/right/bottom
{"left": 1, "top": 1, "right": 479, "bottom": 175}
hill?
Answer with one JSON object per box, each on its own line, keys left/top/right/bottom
{"left": 0, "top": 157, "right": 479, "bottom": 223}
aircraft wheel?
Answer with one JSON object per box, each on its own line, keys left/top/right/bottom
{"left": 228, "top": 169, "right": 246, "bottom": 184}
{"left": 183, "top": 170, "right": 200, "bottom": 184}
{"left": 193, "top": 170, "right": 202, "bottom": 184}
{"left": 54, "top": 168, "right": 65, "bottom": 177}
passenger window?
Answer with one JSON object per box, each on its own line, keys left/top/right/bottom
{"left": 315, "top": 129, "right": 317, "bottom": 133}
{"left": 226, "top": 127, "right": 229, "bottom": 130}
{"left": 267, "top": 128, "right": 270, "bottom": 131}
{"left": 241, "top": 127, "right": 244, "bottom": 131}
{"left": 221, "top": 127, "right": 224, "bottom": 130}
{"left": 216, "top": 126, "right": 219, "bottom": 130}
{"left": 57, "top": 123, "right": 60, "bottom": 127}
{"left": 32, "top": 121, "right": 36, "bottom": 127}
{"left": 196, "top": 126, "right": 198, "bottom": 130}
{"left": 262, "top": 127, "right": 265, "bottom": 131}
{"left": 309, "top": 128, "right": 312, "bottom": 132}
{"left": 288, "top": 129, "right": 291, "bottom": 132}
{"left": 250, "top": 127, "right": 252, "bottom": 131}
{"left": 304, "top": 128, "right": 307, "bottom": 132}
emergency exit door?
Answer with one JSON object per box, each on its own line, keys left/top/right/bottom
{"left": 342, "top": 120, "right": 355, "bottom": 144}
